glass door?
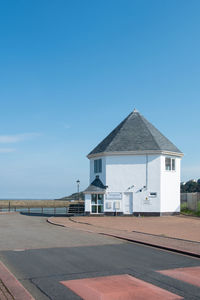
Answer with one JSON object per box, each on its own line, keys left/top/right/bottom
{"left": 91, "top": 194, "right": 104, "bottom": 213}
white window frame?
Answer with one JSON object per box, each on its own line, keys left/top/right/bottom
{"left": 165, "top": 157, "right": 176, "bottom": 171}
{"left": 91, "top": 194, "right": 104, "bottom": 214}
{"left": 94, "top": 159, "right": 102, "bottom": 173}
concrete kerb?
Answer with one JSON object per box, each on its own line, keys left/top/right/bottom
{"left": 46, "top": 218, "right": 66, "bottom": 227}
{"left": 47, "top": 218, "right": 99, "bottom": 234}
{"left": 98, "top": 232, "right": 200, "bottom": 259}
{"left": 0, "top": 261, "right": 35, "bottom": 300}
{"left": 47, "top": 217, "right": 200, "bottom": 259}
{"left": 69, "top": 217, "right": 92, "bottom": 226}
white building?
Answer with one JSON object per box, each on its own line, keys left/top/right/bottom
{"left": 84, "top": 109, "right": 183, "bottom": 216}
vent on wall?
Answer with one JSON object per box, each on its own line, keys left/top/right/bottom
{"left": 149, "top": 192, "right": 157, "bottom": 197}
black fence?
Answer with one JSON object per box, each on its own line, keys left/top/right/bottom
{"left": 0, "top": 203, "right": 85, "bottom": 216}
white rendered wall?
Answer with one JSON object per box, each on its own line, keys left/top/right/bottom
{"left": 85, "top": 194, "right": 91, "bottom": 212}
{"left": 89, "top": 155, "right": 162, "bottom": 213}
{"left": 88, "top": 154, "right": 181, "bottom": 214}
{"left": 105, "top": 155, "right": 161, "bottom": 213}
{"left": 90, "top": 156, "right": 106, "bottom": 184}
{"left": 160, "top": 156, "right": 181, "bottom": 213}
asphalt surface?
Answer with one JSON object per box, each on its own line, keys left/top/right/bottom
{"left": 0, "top": 214, "right": 200, "bottom": 300}
{"left": 0, "top": 214, "right": 121, "bottom": 251}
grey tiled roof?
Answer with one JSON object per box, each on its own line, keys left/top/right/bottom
{"left": 88, "top": 110, "right": 182, "bottom": 156}
{"left": 84, "top": 176, "right": 107, "bottom": 193}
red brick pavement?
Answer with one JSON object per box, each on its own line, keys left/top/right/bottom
{"left": 48, "top": 216, "right": 200, "bottom": 257}
{"left": 0, "top": 261, "right": 34, "bottom": 300}
{"left": 71, "top": 215, "right": 200, "bottom": 242}
{"left": 0, "top": 279, "right": 14, "bottom": 300}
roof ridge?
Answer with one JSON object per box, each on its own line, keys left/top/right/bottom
{"left": 137, "top": 113, "right": 161, "bottom": 150}
{"left": 88, "top": 110, "right": 182, "bottom": 156}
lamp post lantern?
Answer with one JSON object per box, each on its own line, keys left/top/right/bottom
{"left": 76, "top": 179, "right": 80, "bottom": 201}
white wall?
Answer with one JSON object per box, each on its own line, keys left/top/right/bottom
{"left": 160, "top": 156, "right": 181, "bottom": 213}
{"left": 88, "top": 154, "right": 181, "bottom": 214}
{"left": 85, "top": 194, "right": 91, "bottom": 212}
{"left": 105, "top": 155, "right": 161, "bottom": 213}
{"left": 90, "top": 156, "right": 106, "bottom": 184}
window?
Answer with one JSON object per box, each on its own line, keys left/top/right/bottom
{"left": 165, "top": 157, "right": 176, "bottom": 171}
{"left": 172, "top": 158, "right": 175, "bottom": 171}
{"left": 94, "top": 159, "right": 102, "bottom": 173}
{"left": 165, "top": 158, "right": 171, "bottom": 170}
{"left": 91, "top": 194, "right": 104, "bottom": 213}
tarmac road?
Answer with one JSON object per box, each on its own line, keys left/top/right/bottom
{"left": 0, "top": 213, "right": 200, "bottom": 300}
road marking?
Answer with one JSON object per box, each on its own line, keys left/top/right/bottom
{"left": 61, "top": 274, "right": 183, "bottom": 300}
{"left": 158, "top": 266, "right": 200, "bottom": 288}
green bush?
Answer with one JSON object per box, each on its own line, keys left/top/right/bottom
{"left": 181, "top": 204, "right": 200, "bottom": 217}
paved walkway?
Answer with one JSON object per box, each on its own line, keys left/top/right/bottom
{"left": 48, "top": 215, "right": 200, "bottom": 257}
{"left": 0, "top": 261, "right": 34, "bottom": 300}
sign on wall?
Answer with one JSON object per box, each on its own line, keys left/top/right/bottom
{"left": 143, "top": 197, "right": 152, "bottom": 205}
{"left": 106, "top": 192, "right": 122, "bottom": 200}
{"left": 106, "top": 202, "right": 112, "bottom": 209}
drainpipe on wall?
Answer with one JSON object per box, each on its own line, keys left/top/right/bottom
{"left": 146, "top": 154, "right": 148, "bottom": 189}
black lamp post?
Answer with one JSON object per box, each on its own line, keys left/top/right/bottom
{"left": 76, "top": 179, "right": 80, "bottom": 201}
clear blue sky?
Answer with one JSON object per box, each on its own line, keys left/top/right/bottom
{"left": 0, "top": 0, "right": 200, "bottom": 199}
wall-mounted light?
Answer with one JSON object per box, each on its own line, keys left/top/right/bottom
{"left": 127, "top": 185, "right": 135, "bottom": 190}
{"left": 139, "top": 186, "right": 147, "bottom": 192}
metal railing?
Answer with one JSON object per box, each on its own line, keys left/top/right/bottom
{"left": 0, "top": 203, "right": 85, "bottom": 216}
{"left": 68, "top": 203, "right": 84, "bottom": 215}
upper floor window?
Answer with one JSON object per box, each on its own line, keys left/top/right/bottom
{"left": 94, "top": 159, "right": 102, "bottom": 173}
{"left": 165, "top": 157, "right": 176, "bottom": 171}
